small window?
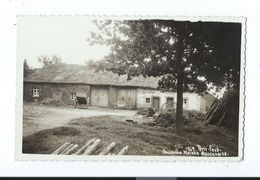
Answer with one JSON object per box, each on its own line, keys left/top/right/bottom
{"left": 32, "top": 88, "right": 39, "bottom": 97}
{"left": 146, "top": 98, "right": 151, "bottom": 103}
{"left": 183, "top": 98, "right": 188, "bottom": 104}
{"left": 71, "top": 93, "right": 76, "bottom": 100}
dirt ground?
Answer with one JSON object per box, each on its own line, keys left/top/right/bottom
{"left": 23, "top": 103, "right": 152, "bottom": 137}
{"left": 23, "top": 103, "right": 238, "bottom": 156}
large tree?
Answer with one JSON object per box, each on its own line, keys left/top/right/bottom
{"left": 88, "top": 20, "right": 241, "bottom": 134}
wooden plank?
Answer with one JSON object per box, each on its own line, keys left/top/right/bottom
{"left": 116, "top": 88, "right": 136, "bottom": 109}
{"left": 64, "top": 144, "right": 79, "bottom": 155}
{"left": 83, "top": 139, "right": 101, "bottom": 155}
{"left": 60, "top": 144, "right": 75, "bottom": 155}
{"left": 51, "top": 142, "right": 71, "bottom": 155}
{"left": 100, "top": 88, "right": 108, "bottom": 107}
{"left": 117, "top": 146, "right": 129, "bottom": 155}
{"left": 91, "top": 87, "right": 108, "bottom": 107}
{"left": 99, "top": 142, "right": 116, "bottom": 155}
{"left": 74, "top": 138, "right": 97, "bottom": 155}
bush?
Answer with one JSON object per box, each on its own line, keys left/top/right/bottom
{"left": 154, "top": 112, "right": 175, "bottom": 127}
{"left": 41, "top": 98, "right": 65, "bottom": 106}
{"left": 137, "top": 107, "right": 155, "bottom": 117}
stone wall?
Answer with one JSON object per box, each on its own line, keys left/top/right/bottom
{"left": 23, "top": 82, "right": 90, "bottom": 105}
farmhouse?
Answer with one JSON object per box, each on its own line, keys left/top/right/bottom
{"left": 24, "top": 63, "right": 215, "bottom": 112}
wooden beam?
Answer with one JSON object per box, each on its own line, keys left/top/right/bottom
{"left": 99, "top": 142, "right": 116, "bottom": 155}
{"left": 51, "top": 142, "right": 71, "bottom": 155}
{"left": 74, "top": 138, "right": 97, "bottom": 155}
{"left": 83, "top": 139, "right": 101, "bottom": 155}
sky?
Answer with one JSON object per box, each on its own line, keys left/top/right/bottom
{"left": 17, "top": 16, "right": 111, "bottom": 68}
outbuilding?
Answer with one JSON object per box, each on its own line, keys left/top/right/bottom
{"left": 24, "top": 63, "right": 215, "bottom": 112}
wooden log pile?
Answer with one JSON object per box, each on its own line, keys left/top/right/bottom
{"left": 206, "top": 90, "right": 239, "bottom": 131}
{"left": 154, "top": 112, "right": 175, "bottom": 127}
{"left": 51, "top": 138, "right": 129, "bottom": 155}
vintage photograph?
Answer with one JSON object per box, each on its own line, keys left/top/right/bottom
{"left": 16, "top": 16, "right": 245, "bottom": 160}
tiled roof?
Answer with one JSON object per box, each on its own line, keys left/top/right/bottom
{"left": 24, "top": 63, "right": 159, "bottom": 89}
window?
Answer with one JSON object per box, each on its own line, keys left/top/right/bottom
{"left": 146, "top": 97, "right": 151, "bottom": 103}
{"left": 71, "top": 93, "right": 76, "bottom": 100}
{"left": 183, "top": 98, "right": 188, "bottom": 104}
{"left": 32, "top": 88, "right": 39, "bottom": 97}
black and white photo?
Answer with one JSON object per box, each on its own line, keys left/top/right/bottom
{"left": 16, "top": 16, "right": 245, "bottom": 160}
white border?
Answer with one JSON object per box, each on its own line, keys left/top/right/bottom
{"left": 15, "top": 16, "right": 246, "bottom": 161}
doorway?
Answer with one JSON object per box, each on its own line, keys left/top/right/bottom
{"left": 166, "top": 97, "right": 174, "bottom": 109}
{"left": 152, "top": 97, "right": 160, "bottom": 111}
{"left": 90, "top": 86, "right": 109, "bottom": 107}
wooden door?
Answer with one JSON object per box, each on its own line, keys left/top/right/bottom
{"left": 152, "top": 97, "right": 160, "bottom": 111}
{"left": 99, "top": 88, "right": 108, "bottom": 107}
{"left": 117, "top": 88, "right": 137, "bottom": 109}
{"left": 91, "top": 87, "right": 108, "bottom": 107}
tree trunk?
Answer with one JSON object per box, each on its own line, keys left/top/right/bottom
{"left": 175, "top": 25, "right": 185, "bottom": 135}
{"left": 176, "top": 71, "right": 184, "bottom": 135}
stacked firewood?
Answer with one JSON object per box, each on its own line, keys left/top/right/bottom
{"left": 51, "top": 138, "right": 129, "bottom": 155}
{"left": 206, "top": 90, "right": 239, "bottom": 131}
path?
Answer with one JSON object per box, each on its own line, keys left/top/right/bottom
{"left": 23, "top": 104, "right": 138, "bottom": 137}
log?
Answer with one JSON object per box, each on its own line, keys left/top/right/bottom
{"left": 74, "top": 138, "right": 97, "bottom": 155}
{"left": 64, "top": 144, "right": 79, "bottom": 155}
{"left": 117, "top": 146, "right": 129, "bottom": 155}
{"left": 205, "top": 98, "right": 218, "bottom": 118}
{"left": 83, "top": 139, "right": 101, "bottom": 155}
{"left": 217, "top": 103, "right": 232, "bottom": 126}
{"left": 206, "top": 100, "right": 219, "bottom": 119}
{"left": 99, "top": 142, "right": 116, "bottom": 155}
{"left": 51, "top": 142, "right": 71, "bottom": 155}
{"left": 206, "top": 90, "right": 239, "bottom": 131}
{"left": 60, "top": 144, "right": 75, "bottom": 155}
{"left": 212, "top": 102, "right": 226, "bottom": 124}
{"left": 208, "top": 101, "right": 222, "bottom": 124}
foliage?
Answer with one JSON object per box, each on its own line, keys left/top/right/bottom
{"left": 38, "top": 55, "right": 63, "bottom": 68}
{"left": 23, "top": 59, "right": 35, "bottom": 78}
{"left": 88, "top": 20, "right": 241, "bottom": 134}
{"left": 88, "top": 20, "right": 241, "bottom": 91}
{"left": 85, "top": 59, "right": 106, "bottom": 70}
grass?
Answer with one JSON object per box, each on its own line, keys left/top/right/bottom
{"left": 23, "top": 115, "right": 238, "bottom": 156}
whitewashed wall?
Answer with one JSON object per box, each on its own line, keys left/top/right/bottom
{"left": 183, "top": 92, "right": 202, "bottom": 111}
{"left": 137, "top": 88, "right": 202, "bottom": 111}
